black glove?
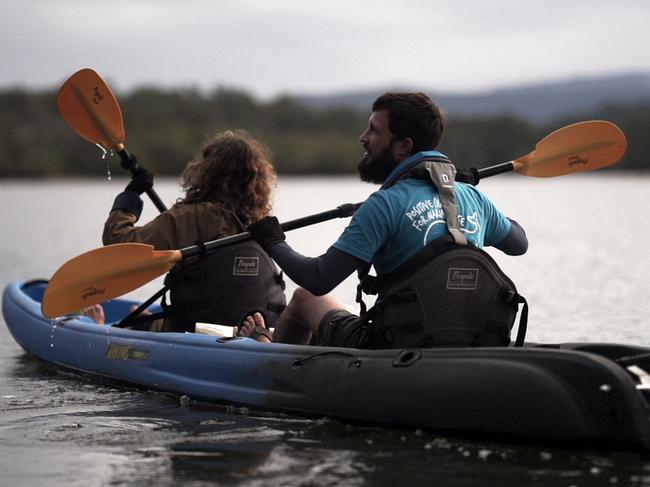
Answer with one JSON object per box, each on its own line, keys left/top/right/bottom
{"left": 125, "top": 165, "right": 154, "bottom": 195}
{"left": 248, "top": 216, "right": 285, "bottom": 252}
{"left": 455, "top": 167, "right": 480, "bottom": 186}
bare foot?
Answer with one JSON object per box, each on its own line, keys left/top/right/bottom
{"left": 237, "top": 312, "right": 272, "bottom": 343}
{"left": 83, "top": 304, "right": 105, "bottom": 325}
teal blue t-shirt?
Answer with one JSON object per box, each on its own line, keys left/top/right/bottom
{"left": 333, "top": 179, "right": 511, "bottom": 274}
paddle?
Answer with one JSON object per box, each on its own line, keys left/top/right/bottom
{"left": 41, "top": 120, "right": 627, "bottom": 318}
{"left": 476, "top": 120, "right": 626, "bottom": 179}
{"left": 56, "top": 68, "right": 168, "bottom": 212}
{"left": 41, "top": 203, "right": 361, "bottom": 317}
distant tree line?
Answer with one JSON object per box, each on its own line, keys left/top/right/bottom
{"left": 0, "top": 86, "right": 648, "bottom": 177}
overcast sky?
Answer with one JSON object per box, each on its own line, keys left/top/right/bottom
{"left": 2, "top": 0, "right": 649, "bottom": 98}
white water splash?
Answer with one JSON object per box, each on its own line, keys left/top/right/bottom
{"left": 96, "top": 144, "right": 108, "bottom": 159}
{"left": 95, "top": 144, "right": 112, "bottom": 180}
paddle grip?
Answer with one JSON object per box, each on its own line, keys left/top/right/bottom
{"left": 117, "top": 148, "right": 168, "bottom": 213}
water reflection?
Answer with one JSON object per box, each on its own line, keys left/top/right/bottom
{"left": 3, "top": 350, "right": 650, "bottom": 486}
{"left": 103, "top": 408, "right": 650, "bottom": 487}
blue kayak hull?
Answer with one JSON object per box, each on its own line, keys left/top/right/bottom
{"left": 4, "top": 279, "right": 650, "bottom": 451}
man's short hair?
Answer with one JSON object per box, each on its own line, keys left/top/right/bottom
{"left": 372, "top": 92, "right": 445, "bottom": 152}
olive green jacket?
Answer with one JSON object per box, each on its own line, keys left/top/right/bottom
{"left": 103, "top": 200, "right": 244, "bottom": 250}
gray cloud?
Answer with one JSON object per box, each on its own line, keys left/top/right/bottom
{"left": 1, "top": 0, "right": 648, "bottom": 97}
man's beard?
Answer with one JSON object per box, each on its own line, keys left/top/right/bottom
{"left": 357, "top": 146, "right": 399, "bottom": 184}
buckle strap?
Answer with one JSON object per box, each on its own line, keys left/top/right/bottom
{"left": 512, "top": 295, "right": 528, "bottom": 347}
{"left": 356, "top": 262, "right": 372, "bottom": 315}
{"left": 115, "top": 285, "right": 168, "bottom": 328}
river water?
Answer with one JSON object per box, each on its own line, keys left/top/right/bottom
{"left": 2, "top": 174, "right": 650, "bottom": 486}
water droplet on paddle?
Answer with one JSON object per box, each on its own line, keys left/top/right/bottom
{"left": 95, "top": 144, "right": 113, "bottom": 180}
{"left": 96, "top": 144, "right": 108, "bottom": 159}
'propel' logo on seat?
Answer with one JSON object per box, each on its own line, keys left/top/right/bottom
{"left": 233, "top": 257, "right": 260, "bottom": 276}
{"left": 447, "top": 268, "right": 479, "bottom": 290}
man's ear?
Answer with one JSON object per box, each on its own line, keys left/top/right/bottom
{"left": 394, "top": 138, "right": 414, "bottom": 159}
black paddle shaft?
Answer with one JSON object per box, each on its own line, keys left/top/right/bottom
{"left": 175, "top": 159, "right": 518, "bottom": 261}
{"left": 173, "top": 159, "right": 518, "bottom": 261}
{"left": 117, "top": 148, "right": 168, "bottom": 213}
{"left": 180, "top": 202, "right": 362, "bottom": 260}
{"left": 476, "top": 161, "right": 515, "bottom": 179}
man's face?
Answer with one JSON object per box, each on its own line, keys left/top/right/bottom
{"left": 357, "top": 110, "right": 398, "bottom": 184}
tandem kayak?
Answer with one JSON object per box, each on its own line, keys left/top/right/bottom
{"left": 4, "top": 279, "right": 650, "bottom": 452}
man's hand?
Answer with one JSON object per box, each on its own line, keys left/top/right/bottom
{"left": 248, "top": 216, "right": 286, "bottom": 252}
{"left": 455, "top": 167, "right": 480, "bottom": 186}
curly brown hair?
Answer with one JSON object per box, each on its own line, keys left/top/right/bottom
{"left": 179, "top": 130, "right": 276, "bottom": 226}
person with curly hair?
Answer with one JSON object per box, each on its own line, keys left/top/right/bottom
{"left": 98, "top": 130, "right": 286, "bottom": 334}
{"left": 103, "top": 130, "right": 276, "bottom": 248}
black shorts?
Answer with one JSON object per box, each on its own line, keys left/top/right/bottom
{"left": 316, "top": 309, "right": 373, "bottom": 349}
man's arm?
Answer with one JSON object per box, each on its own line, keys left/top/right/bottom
{"left": 268, "top": 243, "right": 366, "bottom": 296}
{"left": 493, "top": 218, "right": 528, "bottom": 255}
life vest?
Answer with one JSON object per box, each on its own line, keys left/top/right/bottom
{"left": 120, "top": 240, "right": 286, "bottom": 333}
{"left": 357, "top": 157, "right": 528, "bottom": 348}
{"left": 359, "top": 236, "right": 527, "bottom": 348}
{"left": 164, "top": 240, "right": 286, "bottom": 330}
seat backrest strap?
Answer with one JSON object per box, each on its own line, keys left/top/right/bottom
{"left": 424, "top": 160, "right": 468, "bottom": 246}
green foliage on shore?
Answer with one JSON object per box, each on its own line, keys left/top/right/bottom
{"left": 0, "top": 87, "right": 648, "bottom": 177}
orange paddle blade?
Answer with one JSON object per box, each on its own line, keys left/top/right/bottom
{"left": 513, "top": 120, "right": 627, "bottom": 177}
{"left": 42, "top": 243, "right": 181, "bottom": 318}
{"left": 56, "top": 68, "right": 126, "bottom": 151}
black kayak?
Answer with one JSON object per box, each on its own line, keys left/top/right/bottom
{"left": 4, "top": 279, "right": 650, "bottom": 451}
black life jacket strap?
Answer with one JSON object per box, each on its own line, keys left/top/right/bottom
{"left": 355, "top": 262, "right": 372, "bottom": 315}
{"left": 115, "top": 285, "right": 168, "bottom": 329}
{"left": 276, "top": 270, "right": 286, "bottom": 290}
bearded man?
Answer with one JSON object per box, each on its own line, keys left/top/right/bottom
{"left": 247, "top": 92, "right": 528, "bottom": 348}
